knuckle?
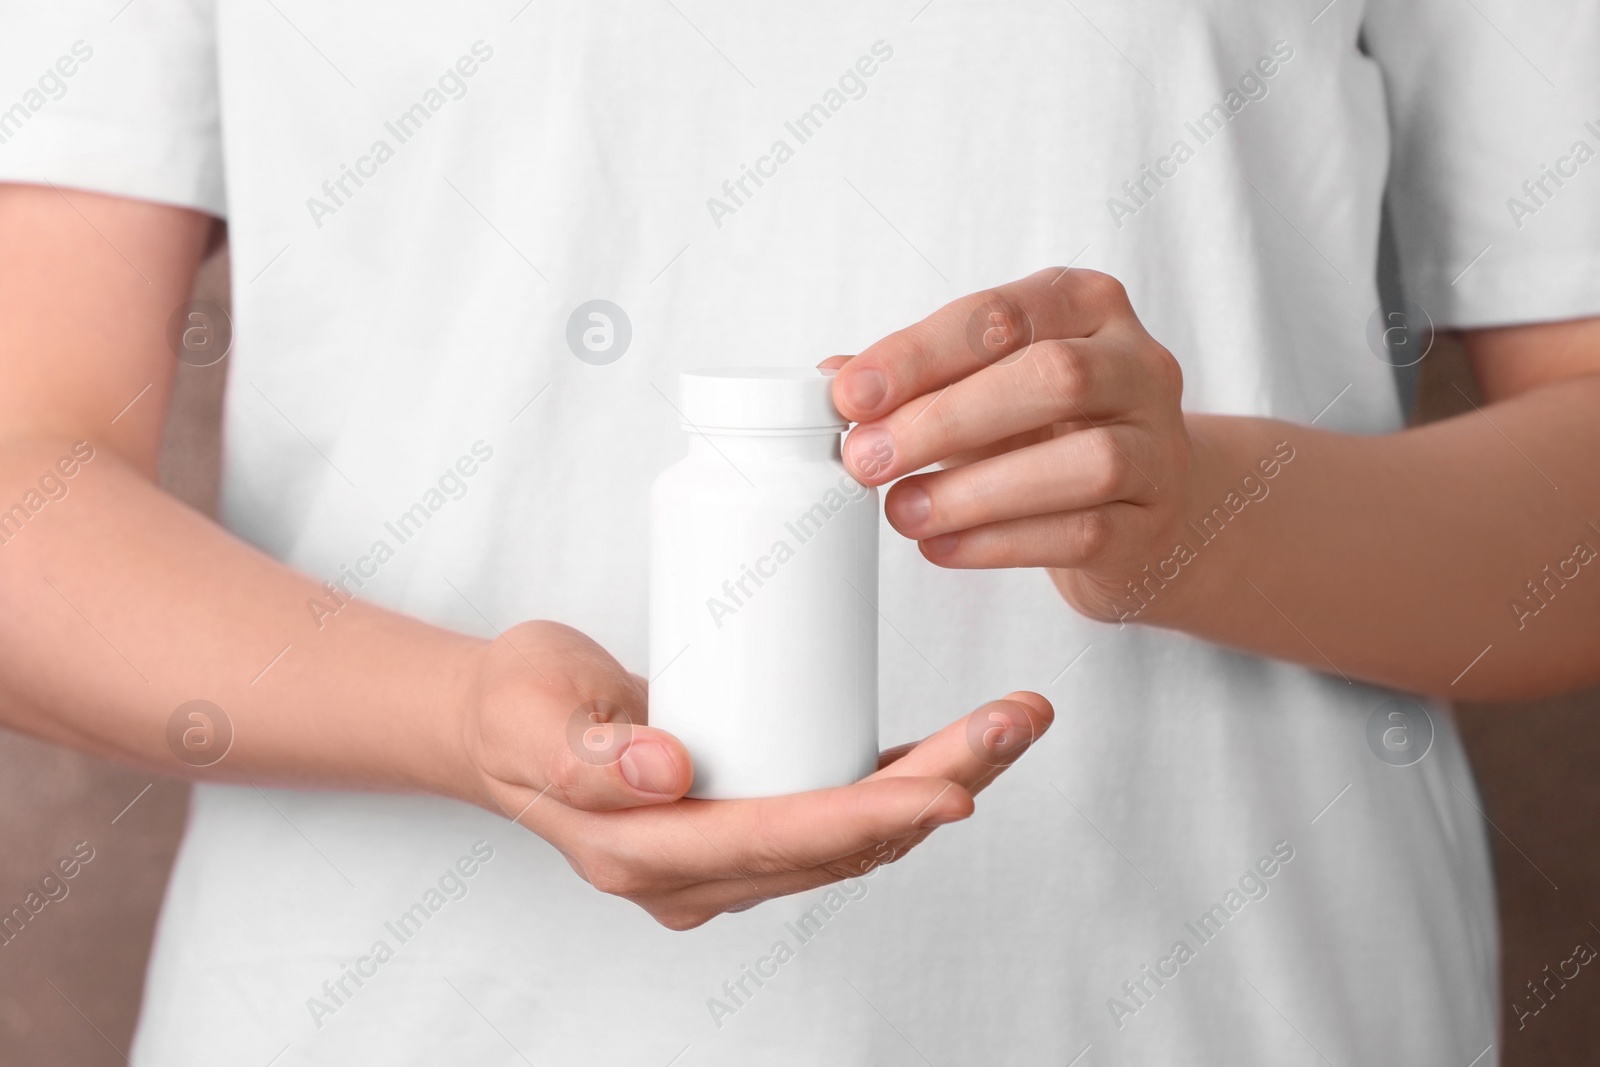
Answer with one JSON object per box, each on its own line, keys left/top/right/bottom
{"left": 1074, "top": 506, "right": 1116, "bottom": 562}
{"left": 1152, "top": 343, "right": 1184, "bottom": 399}
{"left": 1033, "top": 339, "right": 1092, "bottom": 409}
{"left": 1081, "top": 430, "right": 1129, "bottom": 498}
{"left": 583, "top": 854, "right": 647, "bottom": 898}
{"left": 993, "top": 293, "right": 1030, "bottom": 334}
{"left": 504, "top": 618, "right": 569, "bottom": 645}
{"left": 541, "top": 756, "right": 590, "bottom": 809}
{"left": 650, "top": 905, "right": 712, "bottom": 932}
{"left": 489, "top": 620, "right": 580, "bottom": 677}
{"left": 556, "top": 845, "right": 593, "bottom": 884}
{"left": 1075, "top": 269, "right": 1128, "bottom": 311}
{"left": 589, "top": 868, "right": 641, "bottom": 899}
{"left": 969, "top": 291, "right": 1032, "bottom": 358}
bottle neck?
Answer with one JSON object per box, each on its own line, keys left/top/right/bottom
{"left": 686, "top": 431, "right": 843, "bottom": 464}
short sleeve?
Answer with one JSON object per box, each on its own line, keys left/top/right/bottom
{"left": 0, "top": 0, "right": 225, "bottom": 217}
{"left": 1364, "top": 0, "right": 1600, "bottom": 328}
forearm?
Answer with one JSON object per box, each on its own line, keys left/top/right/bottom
{"left": 0, "top": 432, "right": 486, "bottom": 801}
{"left": 1133, "top": 376, "right": 1600, "bottom": 698}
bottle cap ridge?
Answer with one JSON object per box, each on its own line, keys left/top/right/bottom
{"left": 677, "top": 367, "right": 848, "bottom": 433}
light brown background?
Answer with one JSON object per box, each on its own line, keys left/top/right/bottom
{"left": 1, "top": 240, "right": 1596, "bottom": 1064}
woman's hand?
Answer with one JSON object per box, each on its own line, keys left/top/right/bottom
{"left": 459, "top": 621, "right": 1052, "bottom": 930}
{"left": 827, "top": 267, "right": 1192, "bottom": 622}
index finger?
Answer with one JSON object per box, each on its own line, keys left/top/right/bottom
{"left": 870, "top": 692, "right": 1055, "bottom": 796}
{"left": 832, "top": 268, "right": 1130, "bottom": 423}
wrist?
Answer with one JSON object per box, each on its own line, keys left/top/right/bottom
{"left": 421, "top": 632, "right": 500, "bottom": 810}
{"left": 1139, "top": 415, "right": 1225, "bottom": 626}
{"left": 1129, "top": 414, "right": 1307, "bottom": 629}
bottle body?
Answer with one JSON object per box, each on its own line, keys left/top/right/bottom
{"left": 649, "top": 433, "right": 879, "bottom": 799}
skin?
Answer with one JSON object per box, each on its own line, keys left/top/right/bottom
{"left": 826, "top": 267, "right": 1600, "bottom": 701}
{"left": 0, "top": 184, "right": 1050, "bottom": 932}
{"left": 3, "top": 186, "right": 1596, "bottom": 926}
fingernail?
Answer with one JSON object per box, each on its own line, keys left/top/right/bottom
{"left": 984, "top": 717, "right": 1031, "bottom": 758}
{"left": 620, "top": 740, "right": 679, "bottom": 794}
{"left": 849, "top": 427, "right": 894, "bottom": 480}
{"left": 892, "top": 484, "right": 931, "bottom": 529}
{"left": 918, "top": 809, "right": 967, "bottom": 830}
{"left": 921, "top": 532, "right": 959, "bottom": 557}
{"left": 842, "top": 368, "right": 888, "bottom": 414}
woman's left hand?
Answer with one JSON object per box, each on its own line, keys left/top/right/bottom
{"left": 827, "top": 267, "right": 1193, "bottom": 622}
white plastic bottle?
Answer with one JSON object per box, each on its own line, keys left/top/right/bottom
{"left": 649, "top": 368, "right": 879, "bottom": 799}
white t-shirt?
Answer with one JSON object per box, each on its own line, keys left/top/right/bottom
{"left": 5, "top": 2, "right": 1599, "bottom": 1064}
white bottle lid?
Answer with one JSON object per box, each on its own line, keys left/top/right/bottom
{"left": 677, "top": 367, "right": 848, "bottom": 434}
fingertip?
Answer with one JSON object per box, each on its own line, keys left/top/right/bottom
{"left": 618, "top": 730, "right": 694, "bottom": 801}
{"left": 1004, "top": 691, "right": 1055, "bottom": 726}
{"left": 919, "top": 532, "right": 960, "bottom": 562}
{"left": 817, "top": 354, "right": 853, "bottom": 371}
{"left": 919, "top": 810, "right": 968, "bottom": 828}
{"left": 885, "top": 481, "right": 932, "bottom": 535}
{"left": 834, "top": 363, "right": 889, "bottom": 421}
{"left": 962, "top": 695, "right": 1051, "bottom": 767}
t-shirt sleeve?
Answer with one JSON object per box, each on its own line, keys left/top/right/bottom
{"left": 1363, "top": 0, "right": 1600, "bottom": 328}
{"left": 0, "top": 0, "right": 224, "bottom": 217}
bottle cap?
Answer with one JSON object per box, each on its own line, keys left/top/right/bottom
{"left": 677, "top": 368, "right": 848, "bottom": 434}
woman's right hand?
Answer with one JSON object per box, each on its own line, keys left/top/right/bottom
{"left": 459, "top": 621, "right": 1053, "bottom": 930}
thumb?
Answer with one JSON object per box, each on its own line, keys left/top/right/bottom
{"left": 546, "top": 699, "right": 695, "bottom": 811}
